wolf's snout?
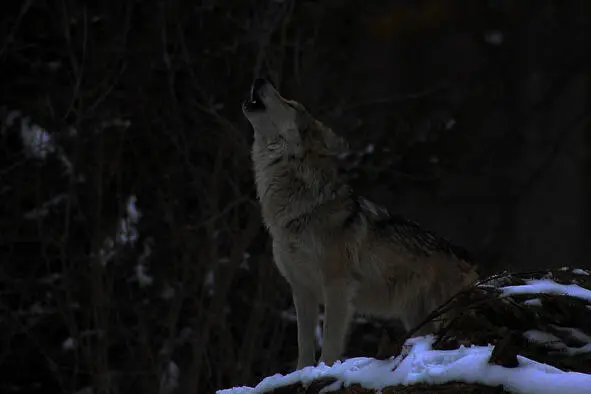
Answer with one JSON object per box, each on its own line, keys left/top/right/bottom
{"left": 251, "top": 78, "right": 267, "bottom": 100}
{"left": 243, "top": 78, "right": 269, "bottom": 113}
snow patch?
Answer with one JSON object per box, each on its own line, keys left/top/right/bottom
{"left": 134, "top": 263, "right": 153, "bottom": 287}
{"left": 280, "top": 310, "right": 297, "bottom": 322}
{"left": 485, "top": 31, "right": 504, "bottom": 45}
{"left": 48, "top": 61, "right": 62, "bottom": 71}
{"left": 524, "top": 330, "right": 591, "bottom": 356}
{"left": 217, "top": 335, "right": 591, "bottom": 394}
{"left": 523, "top": 298, "right": 542, "bottom": 306}
{"left": 204, "top": 269, "right": 215, "bottom": 296}
{"left": 62, "top": 337, "right": 76, "bottom": 351}
{"left": 23, "top": 193, "right": 68, "bottom": 219}
{"left": 117, "top": 195, "right": 141, "bottom": 245}
{"left": 100, "top": 118, "right": 131, "bottom": 131}
{"left": 565, "top": 344, "right": 591, "bottom": 356}
{"left": 126, "top": 195, "right": 141, "bottom": 222}
{"left": 315, "top": 323, "right": 323, "bottom": 348}
{"left": 39, "top": 273, "right": 62, "bottom": 285}
{"left": 160, "top": 361, "right": 179, "bottom": 394}
{"left": 5, "top": 110, "right": 75, "bottom": 175}
{"left": 551, "top": 326, "right": 591, "bottom": 344}
{"left": 524, "top": 330, "right": 563, "bottom": 348}
{"left": 19, "top": 116, "right": 55, "bottom": 159}
{"left": 500, "top": 279, "right": 591, "bottom": 302}
{"left": 240, "top": 252, "right": 250, "bottom": 270}
{"left": 58, "top": 152, "right": 74, "bottom": 175}
{"left": 444, "top": 118, "right": 456, "bottom": 130}
{"left": 97, "top": 237, "right": 116, "bottom": 267}
{"left": 133, "top": 238, "right": 153, "bottom": 287}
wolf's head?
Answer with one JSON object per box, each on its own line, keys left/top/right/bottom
{"left": 242, "top": 79, "right": 345, "bottom": 156}
{"left": 243, "top": 79, "right": 352, "bottom": 231}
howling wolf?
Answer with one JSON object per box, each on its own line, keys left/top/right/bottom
{"left": 242, "top": 78, "right": 478, "bottom": 370}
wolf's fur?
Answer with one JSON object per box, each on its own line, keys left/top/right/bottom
{"left": 243, "top": 80, "right": 478, "bottom": 370}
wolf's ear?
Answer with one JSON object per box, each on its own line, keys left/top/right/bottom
{"left": 321, "top": 125, "right": 348, "bottom": 155}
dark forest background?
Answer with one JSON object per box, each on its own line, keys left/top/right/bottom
{"left": 0, "top": 0, "right": 589, "bottom": 393}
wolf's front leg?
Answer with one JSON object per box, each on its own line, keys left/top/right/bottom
{"left": 292, "top": 285, "right": 318, "bottom": 369}
{"left": 319, "top": 278, "right": 353, "bottom": 366}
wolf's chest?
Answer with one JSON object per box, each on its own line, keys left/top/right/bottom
{"left": 272, "top": 238, "right": 324, "bottom": 285}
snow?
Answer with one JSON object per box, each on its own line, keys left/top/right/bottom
{"left": 126, "top": 195, "right": 141, "bottom": 222}
{"left": 58, "top": 151, "right": 74, "bottom": 175}
{"left": 204, "top": 269, "right": 215, "bottom": 295}
{"left": 117, "top": 195, "right": 140, "bottom": 245}
{"left": 217, "top": 336, "right": 591, "bottom": 394}
{"left": 572, "top": 268, "right": 590, "bottom": 276}
{"left": 99, "top": 118, "right": 131, "bottom": 130}
{"left": 5, "top": 110, "right": 75, "bottom": 176}
{"left": 485, "top": 31, "right": 504, "bottom": 45}
{"left": 240, "top": 252, "right": 250, "bottom": 270}
{"left": 524, "top": 330, "right": 563, "bottom": 348}
{"left": 315, "top": 323, "right": 323, "bottom": 347}
{"left": 551, "top": 326, "right": 591, "bottom": 344}
{"left": 522, "top": 298, "right": 542, "bottom": 306}
{"left": 280, "top": 310, "right": 297, "bottom": 322}
{"left": 39, "top": 273, "right": 62, "bottom": 285}
{"left": 500, "top": 279, "right": 591, "bottom": 302}
{"left": 97, "top": 237, "right": 116, "bottom": 266}
{"left": 134, "top": 264, "right": 153, "bottom": 287}
{"left": 19, "top": 116, "right": 55, "bottom": 159}
{"left": 47, "top": 61, "right": 62, "bottom": 71}
{"left": 97, "top": 196, "right": 142, "bottom": 265}
{"left": 565, "top": 344, "right": 591, "bottom": 356}
{"left": 524, "top": 329, "right": 591, "bottom": 356}
{"left": 444, "top": 118, "right": 456, "bottom": 130}
{"left": 133, "top": 238, "right": 153, "bottom": 287}
{"left": 62, "top": 337, "right": 76, "bottom": 351}
{"left": 160, "top": 361, "right": 179, "bottom": 394}
{"left": 23, "top": 193, "right": 68, "bottom": 219}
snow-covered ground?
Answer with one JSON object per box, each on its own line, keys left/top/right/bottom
{"left": 218, "top": 335, "right": 591, "bottom": 394}
{"left": 218, "top": 275, "right": 591, "bottom": 394}
{"left": 500, "top": 279, "right": 591, "bottom": 302}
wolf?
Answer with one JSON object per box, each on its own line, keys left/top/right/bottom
{"left": 242, "top": 78, "right": 478, "bottom": 370}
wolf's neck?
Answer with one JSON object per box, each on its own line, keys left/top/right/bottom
{"left": 253, "top": 154, "right": 352, "bottom": 232}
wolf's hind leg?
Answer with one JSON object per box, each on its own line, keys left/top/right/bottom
{"left": 319, "top": 279, "right": 354, "bottom": 366}
{"left": 293, "top": 285, "right": 318, "bottom": 369}
{"left": 401, "top": 296, "right": 438, "bottom": 336}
